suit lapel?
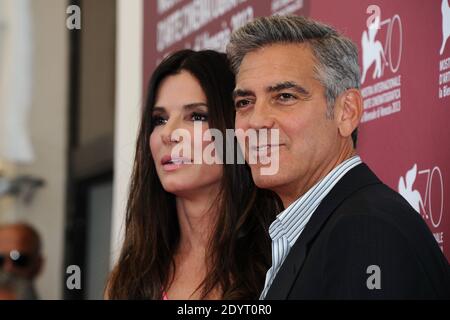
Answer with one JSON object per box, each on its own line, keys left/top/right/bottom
{"left": 264, "top": 163, "right": 382, "bottom": 299}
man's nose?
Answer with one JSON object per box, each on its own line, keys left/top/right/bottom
{"left": 248, "top": 101, "right": 275, "bottom": 130}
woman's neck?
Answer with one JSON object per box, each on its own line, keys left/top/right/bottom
{"left": 175, "top": 188, "right": 219, "bottom": 255}
{"left": 167, "top": 184, "right": 222, "bottom": 299}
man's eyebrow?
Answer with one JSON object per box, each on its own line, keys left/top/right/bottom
{"left": 232, "top": 89, "right": 255, "bottom": 100}
{"left": 267, "top": 81, "right": 310, "bottom": 96}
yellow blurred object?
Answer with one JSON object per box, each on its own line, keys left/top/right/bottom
{"left": 0, "top": 159, "right": 15, "bottom": 221}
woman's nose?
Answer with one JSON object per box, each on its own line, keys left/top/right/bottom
{"left": 160, "top": 119, "right": 182, "bottom": 145}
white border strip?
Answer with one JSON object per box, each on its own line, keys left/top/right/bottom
{"left": 111, "top": 0, "right": 143, "bottom": 268}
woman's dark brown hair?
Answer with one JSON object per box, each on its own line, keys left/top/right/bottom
{"left": 106, "top": 50, "right": 282, "bottom": 299}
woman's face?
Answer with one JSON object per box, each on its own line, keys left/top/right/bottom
{"left": 150, "top": 70, "right": 223, "bottom": 197}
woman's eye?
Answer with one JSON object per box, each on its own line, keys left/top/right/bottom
{"left": 152, "top": 116, "right": 167, "bottom": 126}
{"left": 191, "top": 112, "right": 208, "bottom": 122}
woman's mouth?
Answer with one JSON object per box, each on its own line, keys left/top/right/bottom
{"left": 161, "top": 155, "right": 192, "bottom": 171}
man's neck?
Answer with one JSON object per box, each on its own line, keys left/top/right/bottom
{"left": 278, "top": 146, "right": 357, "bottom": 208}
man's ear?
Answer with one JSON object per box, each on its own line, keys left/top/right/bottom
{"left": 335, "top": 89, "right": 363, "bottom": 139}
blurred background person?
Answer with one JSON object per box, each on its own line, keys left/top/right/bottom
{"left": 0, "top": 272, "right": 19, "bottom": 300}
{"left": 0, "top": 222, "right": 43, "bottom": 299}
{"left": 0, "top": 271, "right": 36, "bottom": 300}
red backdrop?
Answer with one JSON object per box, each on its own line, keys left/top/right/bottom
{"left": 143, "top": 0, "right": 450, "bottom": 261}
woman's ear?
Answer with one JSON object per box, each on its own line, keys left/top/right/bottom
{"left": 335, "top": 89, "right": 363, "bottom": 139}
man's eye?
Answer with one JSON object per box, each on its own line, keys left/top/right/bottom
{"left": 152, "top": 116, "right": 167, "bottom": 126}
{"left": 277, "top": 93, "right": 297, "bottom": 101}
{"left": 235, "top": 99, "right": 252, "bottom": 109}
{"left": 191, "top": 112, "right": 208, "bottom": 121}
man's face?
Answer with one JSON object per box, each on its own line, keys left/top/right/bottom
{"left": 234, "top": 44, "right": 344, "bottom": 202}
{"left": 0, "top": 227, "right": 41, "bottom": 280}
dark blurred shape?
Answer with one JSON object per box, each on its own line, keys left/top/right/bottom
{"left": 0, "top": 173, "right": 45, "bottom": 204}
{"left": 0, "top": 271, "right": 36, "bottom": 300}
{"left": 0, "top": 223, "right": 43, "bottom": 299}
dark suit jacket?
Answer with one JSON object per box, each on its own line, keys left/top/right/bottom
{"left": 265, "top": 163, "right": 450, "bottom": 299}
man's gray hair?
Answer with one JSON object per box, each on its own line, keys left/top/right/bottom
{"left": 227, "top": 15, "right": 361, "bottom": 144}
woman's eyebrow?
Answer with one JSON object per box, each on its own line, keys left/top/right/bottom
{"left": 183, "top": 102, "right": 208, "bottom": 110}
{"left": 152, "top": 106, "right": 166, "bottom": 113}
{"left": 152, "top": 103, "right": 207, "bottom": 113}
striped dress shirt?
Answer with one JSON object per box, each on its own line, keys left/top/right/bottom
{"left": 260, "top": 155, "right": 362, "bottom": 299}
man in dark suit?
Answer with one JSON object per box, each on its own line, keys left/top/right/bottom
{"left": 226, "top": 15, "right": 450, "bottom": 299}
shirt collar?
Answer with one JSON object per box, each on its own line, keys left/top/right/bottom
{"left": 269, "top": 155, "right": 362, "bottom": 243}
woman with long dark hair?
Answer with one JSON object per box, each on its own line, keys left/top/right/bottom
{"left": 106, "top": 50, "right": 282, "bottom": 299}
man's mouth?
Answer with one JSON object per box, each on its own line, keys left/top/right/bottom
{"left": 250, "top": 144, "right": 284, "bottom": 152}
